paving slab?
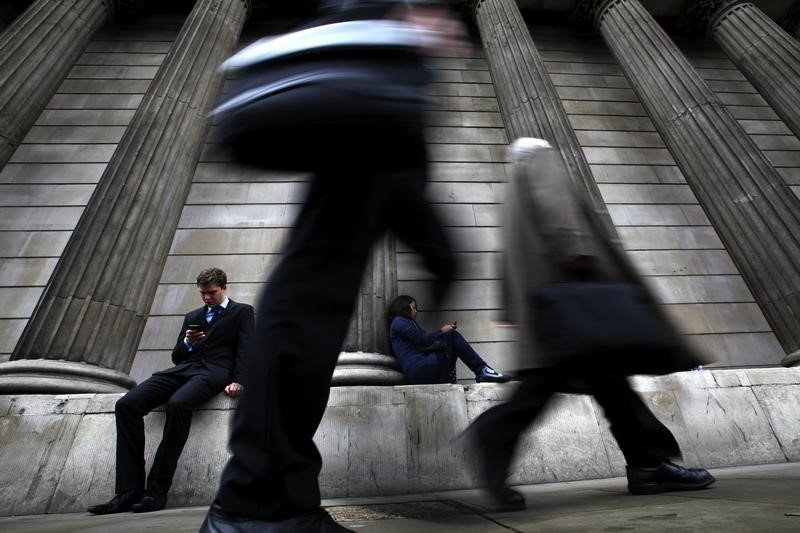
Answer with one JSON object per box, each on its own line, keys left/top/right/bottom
{"left": 0, "top": 463, "right": 797, "bottom": 532}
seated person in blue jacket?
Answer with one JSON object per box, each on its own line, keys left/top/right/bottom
{"left": 387, "top": 295, "right": 509, "bottom": 384}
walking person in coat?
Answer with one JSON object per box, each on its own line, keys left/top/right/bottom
{"left": 465, "top": 138, "right": 715, "bottom": 511}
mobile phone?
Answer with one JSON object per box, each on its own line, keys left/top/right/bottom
{"left": 452, "top": 321, "right": 457, "bottom": 328}
{"left": 187, "top": 323, "right": 204, "bottom": 332}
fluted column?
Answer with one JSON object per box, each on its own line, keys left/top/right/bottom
{"left": 0, "top": 0, "right": 250, "bottom": 393}
{"left": 576, "top": 0, "right": 800, "bottom": 366}
{"left": 679, "top": 1, "right": 800, "bottom": 140}
{"left": 468, "top": 0, "right": 614, "bottom": 232}
{"left": 333, "top": 236, "right": 405, "bottom": 386}
{"left": 0, "top": 0, "right": 116, "bottom": 170}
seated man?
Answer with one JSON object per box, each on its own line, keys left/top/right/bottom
{"left": 88, "top": 267, "right": 254, "bottom": 515}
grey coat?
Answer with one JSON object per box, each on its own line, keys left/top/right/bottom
{"left": 502, "top": 140, "right": 704, "bottom": 373}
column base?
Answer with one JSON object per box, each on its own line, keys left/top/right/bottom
{"left": 781, "top": 350, "right": 800, "bottom": 367}
{"left": 331, "top": 352, "right": 406, "bottom": 386}
{"left": 0, "top": 360, "right": 136, "bottom": 394}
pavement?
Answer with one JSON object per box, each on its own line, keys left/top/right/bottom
{"left": 1, "top": 463, "right": 798, "bottom": 532}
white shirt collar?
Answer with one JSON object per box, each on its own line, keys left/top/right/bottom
{"left": 208, "top": 296, "right": 230, "bottom": 311}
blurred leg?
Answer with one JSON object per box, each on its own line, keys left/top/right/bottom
{"left": 468, "top": 370, "right": 558, "bottom": 489}
{"left": 217, "top": 134, "right": 455, "bottom": 519}
{"left": 587, "top": 373, "right": 680, "bottom": 466}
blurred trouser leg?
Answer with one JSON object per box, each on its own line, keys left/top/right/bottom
{"left": 468, "top": 370, "right": 557, "bottom": 488}
{"left": 588, "top": 373, "right": 680, "bottom": 467}
{"left": 216, "top": 139, "right": 455, "bottom": 519}
{"left": 217, "top": 169, "right": 382, "bottom": 519}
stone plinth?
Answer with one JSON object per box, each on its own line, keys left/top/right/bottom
{"left": 331, "top": 352, "right": 405, "bottom": 386}
{"left": 1, "top": 367, "right": 799, "bottom": 516}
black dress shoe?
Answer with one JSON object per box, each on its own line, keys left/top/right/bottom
{"left": 200, "top": 503, "right": 353, "bottom": 533}
{"left": 627, "top": 461, "right": 715, "bottom": 495}
{"left": 87, "top": 489, "right": 144, "bottom": 515}
{"left": 132, "top": 493, "right": 167, "bottom": 513}
{"left": 485, "top": 486, "right": 526, "bottom": 511}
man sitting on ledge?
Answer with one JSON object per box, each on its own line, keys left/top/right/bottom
{"left": 88, "top": 267, "right": 254, "bottom": 515}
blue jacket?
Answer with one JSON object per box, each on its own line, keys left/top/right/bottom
{"left": 389, "top": 316, "right": 446, "bottom": 384}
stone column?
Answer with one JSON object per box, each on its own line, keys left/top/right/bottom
{"left": 679, "top": 1, "right": 800, "bottom": 140}
{"left": 576, "top": 0, "right": 800, "bottom": 366}
{"left": 468, "top": 0, "right": 614, "bottom": 232}
{"left": 0, "top": 0, "right": 117, "bottom": 170}
{"left": 0, "top": 0, "right": 250, "bottom": 393}
{"left": 333, "top": 236, "right": 405, "bottom": 386}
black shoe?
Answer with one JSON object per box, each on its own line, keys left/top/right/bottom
{"left": 131, "top": 493, "right": 167, "bottom": 513}
{"left": 87, "top": 489, "right": 144, "bottom": 515}
{"left": 627, "top": 461, "right": 715, "bottom": 495}
{"left": 475, "top": 366, "right": 510, "bottom": 383}
{"left": 486, "top": 486, "right": 526, "bottom": 511}
{"left": 200, "top": 503, "right": 354, "bottom": 533}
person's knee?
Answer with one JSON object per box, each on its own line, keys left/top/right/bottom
{"left": 165, "top": 396, "right": 194, "bottom": 415}
{"left": 442, "top": 329, "right": 465, "bottom": 343}
{"left": 115, "top": 393, "right": 141, "bottom": 416}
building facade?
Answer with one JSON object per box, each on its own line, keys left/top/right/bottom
{"left": 1, "top": 0, "right": 800, "bottom": 516}
{"left": 0, "top": 0, "right": 799, "bottom": 389}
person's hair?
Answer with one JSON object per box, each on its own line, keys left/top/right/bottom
{"left": 386, "top": 294, "right": 416, "bottom": 329}
{"left": 196, "top": 267, "right": 227, "bottom": 288}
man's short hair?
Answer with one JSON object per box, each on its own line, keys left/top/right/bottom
{"left": 196, "top": 267, "right": 227, "bottom": 288}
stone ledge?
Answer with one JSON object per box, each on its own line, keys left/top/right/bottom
{"left": 0, "top": 367, "right": 799, "bottom": 516}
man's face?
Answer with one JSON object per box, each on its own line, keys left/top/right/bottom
{"left": 198, "top": 283, "right": 226, "bottom": 308}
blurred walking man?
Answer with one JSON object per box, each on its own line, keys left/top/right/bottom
{"left": 202, "top": 2, "right": 465, "bottom": 531}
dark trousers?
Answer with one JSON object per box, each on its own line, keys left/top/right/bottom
{"left": 216, "top": 135, "right": 455, "bottom": 520}
{"left": 418, "top": 330, "right": 489, "bottom": 384}
{"left": 470, "top": 368, "right": 681, "bottom": 489}
{"left": 114, "top": 369, "right": 217, "bottom": 495}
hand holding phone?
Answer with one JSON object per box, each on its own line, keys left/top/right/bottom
{"left": 185, "top": 323, "right": 205, "bottom": 343}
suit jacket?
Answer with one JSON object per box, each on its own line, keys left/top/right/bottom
{"left": 388, "top": 316, "right": 446, "bottom": 383}
{"left": 161, "top": 299, "right": 255, "bottom": 390}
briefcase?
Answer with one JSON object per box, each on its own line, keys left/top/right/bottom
{"left": 531, "top": 282, "right": 685, "bottom": 374}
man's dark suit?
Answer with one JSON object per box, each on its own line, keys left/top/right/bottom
{"left": 114, "top": 299, "right": 254, "bottom": 498}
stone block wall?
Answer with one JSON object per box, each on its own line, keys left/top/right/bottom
{"left": 0, "top": 16, "right": 181, "bottom": 364}
{"left": 2, "top": 13, "right": 798, "bottom": 377}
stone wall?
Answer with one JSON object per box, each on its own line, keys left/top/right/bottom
{"left": 1, "top": 367, "right": 798, "bottom": 516}
{"left": 0, "top": 16, "right": 181, "bottom": 364}
{"left": 3, "top": 13, "right": 798, "bottom": 378}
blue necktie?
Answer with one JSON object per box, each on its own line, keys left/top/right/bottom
{"left": 209, "top": 305, "right": 223, "bottom": 323}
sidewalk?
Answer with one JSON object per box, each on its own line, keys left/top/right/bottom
{"left": 1, "top": 463, "right": 798, "bottom": 532}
